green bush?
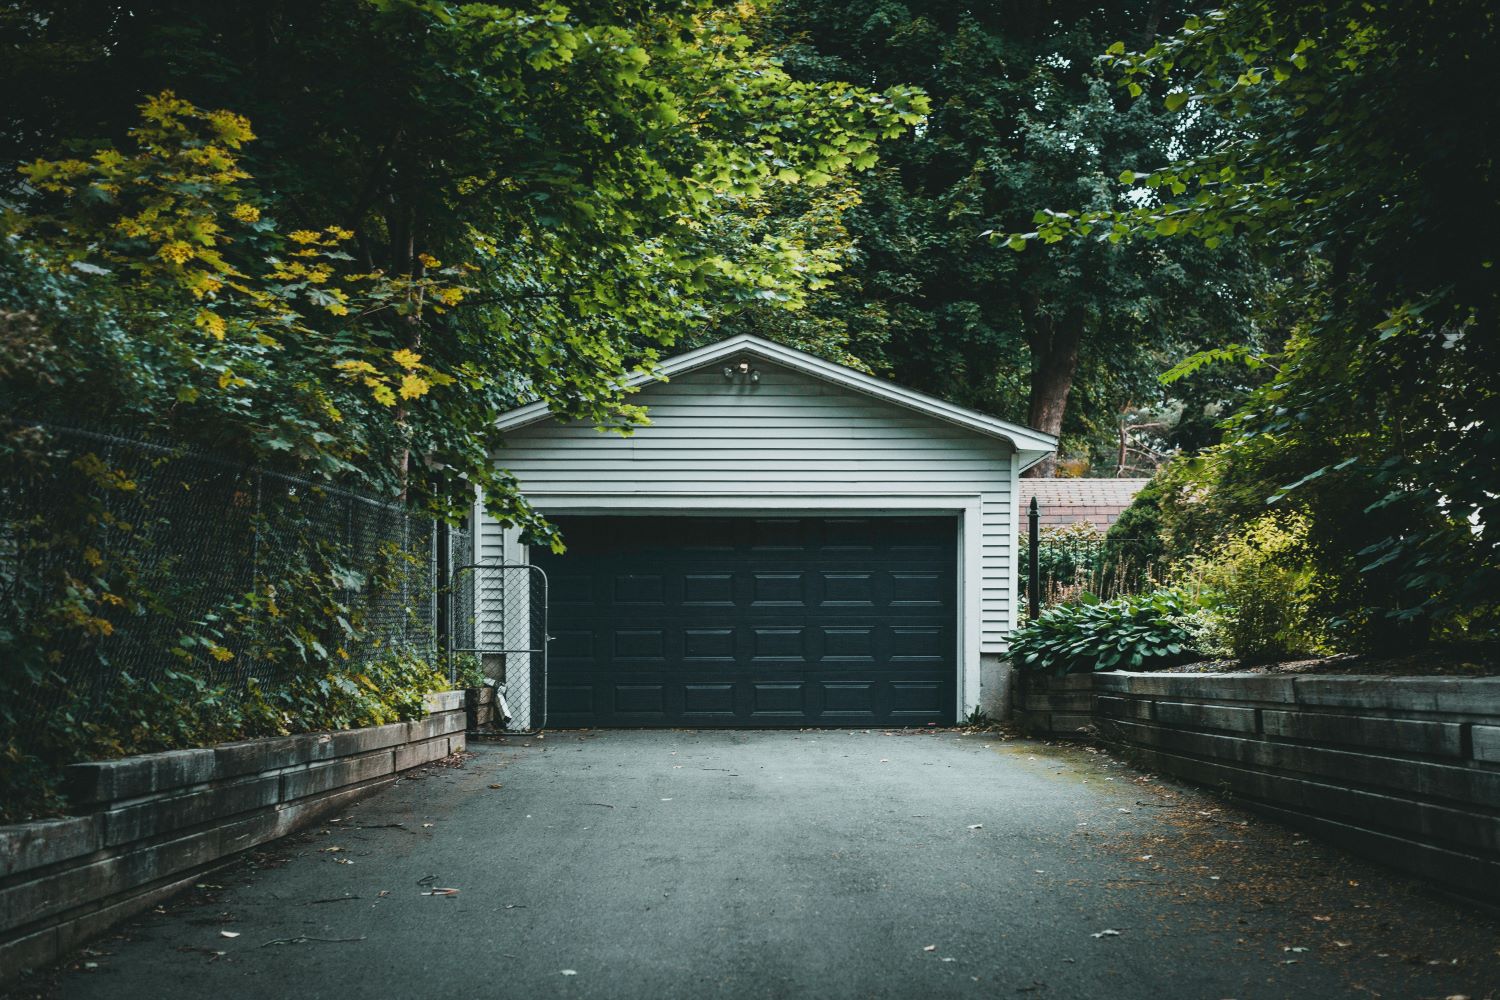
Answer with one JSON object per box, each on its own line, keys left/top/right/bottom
{"left": 1184, "top": 514, "right": 1329, "bottom": 664}
{"left": 1011, "top": 588, "right": 1203, "bottom": 676}
{"left": 1, "top": 645, "right": 448, "bottom": 823}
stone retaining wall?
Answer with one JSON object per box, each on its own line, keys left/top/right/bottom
{"left": 1016, "top": 672, "right": 1500, "bottom": 900}
{"left": 0, "top": 691, "right": 466, "bottom": 981}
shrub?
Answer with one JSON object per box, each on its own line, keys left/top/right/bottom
{"left": 1011, "top": 588, "right": 1202, "bottom": 676}
{"left": 1184, "top": 514, "right": 1329, "bottom": 664}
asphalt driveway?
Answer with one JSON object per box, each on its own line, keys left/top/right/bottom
{"left": 17, "top": 730, "right": 1500, "bottom": 1000}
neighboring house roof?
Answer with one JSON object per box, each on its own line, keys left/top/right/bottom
{"left": 495, "top": 334, "right": 1059, "bottom": 471}
{"left": 1021, "top": 478, "right": 1150, "bottom": 531}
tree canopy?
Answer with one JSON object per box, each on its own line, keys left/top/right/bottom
{"left": 1038, "top": 1, "right": 1498, "bottom": 645}
{"left": 721, "top": 0, "right": 1274, "bottom": 476}
{"left": 1, "top": 0, "right": 927, "bottom": 541}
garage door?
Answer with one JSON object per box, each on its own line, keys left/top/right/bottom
{"left": 533, "top": 515, "right": 957, "bottom": 727}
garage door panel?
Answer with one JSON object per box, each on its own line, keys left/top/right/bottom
{"left": 534, "top": 516, "right": 956, "bottom": 727}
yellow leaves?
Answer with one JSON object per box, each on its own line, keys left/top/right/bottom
{"left": 83, "top": 547, "right": 103, "bottom": 568}
{"left": 231, "top": 203, "right": 261, "bottom": 223}
{"left": 205, "top": 109, "right": 256, "bottom": 147}
{"left": 156, "top": 241, "right": 195, "bottom": 265}
{"left": 208, "top": 644, "right": 236, "bottom": 662}
{"left": 18, "top": 157, "right": 92, "bottom": 193}
{"left": 140, "top": 90, "right": 196, "bottom": 126}
{"left": 217, "top": 368, "right": 246, "bottom": 390}
{"left": 337, "top": 352, "right": 443, "bottom": 407}
{"left": 186, "top": 272, "right": 223, "bottom": 299}
{"left": 417, "top": 252, "right": 442, "bottom": 269}
{"left": 289, "top": 230, "right": 322, "bottom": 244}
{"left": 195, "top": 309, "right": 227, "bottom": 340}
{"left": 398, "top": 373, "right": 431, "bottom": 400}
{"left": 432, "top": 285, "right": 465, "bottom": 307}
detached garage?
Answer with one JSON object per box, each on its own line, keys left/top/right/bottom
{"left": 477, "top": 334, "right": 1055, "bottom": 728}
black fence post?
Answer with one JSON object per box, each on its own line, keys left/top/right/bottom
{"left": 1028, "top": 496, "right": 1040, "bottom": 621}
{"left": 435, "top": 519, "right": 451, "bottom": 679}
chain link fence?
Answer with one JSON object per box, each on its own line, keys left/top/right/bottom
{"left": 449, "top": 563, "right": 547, "bottom": 733}
{"left": 0, "top": 422, "right": 471, "bottom": 730}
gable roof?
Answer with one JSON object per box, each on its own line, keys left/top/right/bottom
{"left": 1020, "top": 478, "right": 1150, "bottom": 530}
{"left": 495, "top": 333, "right": 1059, "bottom": 471}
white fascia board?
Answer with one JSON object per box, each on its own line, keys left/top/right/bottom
{"left": 493, "top": 334, "right": 1058, "bottom": 465}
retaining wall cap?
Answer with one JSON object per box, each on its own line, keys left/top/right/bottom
{"left": 63, "top": 748, "right": 219, "bottom": 806}
{"left": 1093, "top": 672, "right": 1296, "bottom": 702}
{"left": 1293, "top": 676, "right": 1500, "bottom": 717}
{"left": 423, "top": 690, "right": 464, "bottom": 713}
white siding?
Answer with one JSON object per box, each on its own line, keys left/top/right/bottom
{"left": 489, "top": 360, "right": 1017, "bottom": 652}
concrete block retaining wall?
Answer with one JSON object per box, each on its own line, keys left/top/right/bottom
{"left": 0, "top": 691, "right": 466, "bottom": 981}
{"left": 1017, "top": 672, "right": 1500, "bottom": 900}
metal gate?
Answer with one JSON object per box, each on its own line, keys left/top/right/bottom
{"left": 448, "top": 563, "right": 548, "bottom": 733}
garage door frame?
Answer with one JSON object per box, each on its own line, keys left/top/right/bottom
{"left": 506, "top": 492, "right": 985, "bottom": 722}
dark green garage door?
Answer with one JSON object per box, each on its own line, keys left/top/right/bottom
{"left": 533, "top": 516, "right": 957, "bottom": 728}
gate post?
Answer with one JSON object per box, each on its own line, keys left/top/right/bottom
{"left": 1028, "top": 496, "right": 1040, "bottom": 621}
{"left": 435, "top": 520, "right": 452, "bottom": 680}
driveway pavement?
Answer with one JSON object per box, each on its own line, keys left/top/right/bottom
{"left": 14, "top": 730, "right": 1499, "bottom": 999}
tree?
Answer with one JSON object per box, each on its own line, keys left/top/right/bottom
{"left": 1024, "top": 1, "right": 1498, "bottom": 645}
{"left": 740, "top": 0, "right": 1270, "bottom": 477}
{"left": 0, "top": 0, "right": 927, "bottom": 537}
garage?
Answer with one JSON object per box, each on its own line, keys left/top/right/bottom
{"left": 534, "top": 514, "right": 957, "bottom": 727}
{"left": 479, "top": 333, "right": 1056, "bottom": 729}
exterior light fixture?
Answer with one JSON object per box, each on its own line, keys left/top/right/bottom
{"left": 722, "top": 358, "right": 760, "bottom": 383}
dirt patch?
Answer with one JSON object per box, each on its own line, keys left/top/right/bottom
{"left": 1024, "top": 737, "right": 1500, "bottom": 998}
{"left": 1155, "top": 650, "right": 1498, "bottom": 677}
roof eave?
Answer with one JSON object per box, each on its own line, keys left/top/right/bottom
{"left": 494, "top": 334, "right": 1060, "bottom": 459}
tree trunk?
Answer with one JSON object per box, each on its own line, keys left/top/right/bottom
{"left": 1023, "top": 324, "right": 1084, "bottom": 479}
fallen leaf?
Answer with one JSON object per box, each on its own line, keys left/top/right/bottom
{"left": 561, "top": 969, "right": 577, "bottom": 976}
{"left": 1091, "top": 930, "right": 1121, "bottom": 939}
{"left": 923, "top": 945, "right": 937, "bottom": 952}
{"left": 421, "top": 888, "right": 460, "bottom": 896}
{"left": 660, "top": 797, "right": 674, "bottom": 802}
{"left": 967, "top": 824, "right": 983, "bottom": 830}
{"left": 488, "top": 784, "right": 503, "bottom": 789}
{"left": 334, "top": 857, "right": 353, "bottom": 865}
{"left": 1284, "top": 946, "right": 1309, "bottom": 953}
{"left": 1312, "top": 915, "right": 1332, "bottom": 922}
{"left": 219, "top": 931, "right": 240, "bottom": 939}
{"left": 422, "top": 823, "right": 434, "bottom": 829}
{"left": 1333, "top": 940, "right": 1352, "bottom": 948}
{"left": 321, "top": 846, "right": 344, "bottom": 853}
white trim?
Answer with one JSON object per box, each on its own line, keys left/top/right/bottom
{"left": 1009, "top": 450, "right": 1021, "bottom": 635}
{"left": 513, "top": 491, "right": 985, "bottom": 722}
{"left": 495, "top": 334, "right": 1057, "bottom": 470}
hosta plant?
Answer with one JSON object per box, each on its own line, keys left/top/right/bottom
{"left": 1011, "top": 588, "right": 1202, "bottom": 676}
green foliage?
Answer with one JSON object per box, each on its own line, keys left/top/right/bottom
{"left": 1011, "top": 588, "right": 1201, "bottom": 676}
{"left": 1005, "top": 1, "right": 1499, "bottom": 644}
{"left": 0, "top": 1, "right": 926, "bottom": 541}
{"left": 446, "top": 653, "right": 488, "bottom": 690}
{"left": 0, "top": 645, "right": 445, "bottom": 823}
{"left": 1183, "top": 514, "right": 1328, "bottom": 664}
{"left": 745, "top": 1, "right": 1273, "bottom": 470}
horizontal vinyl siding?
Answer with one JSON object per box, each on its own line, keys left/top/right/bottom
{"left": 492, "top": 361, "right": 1017, "bottom": 651}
